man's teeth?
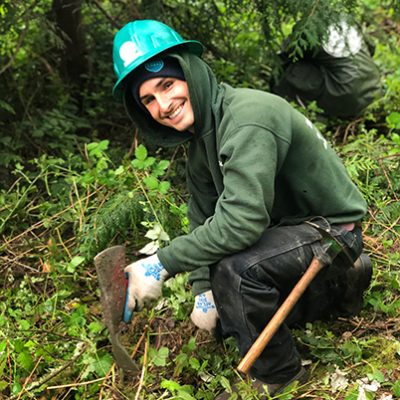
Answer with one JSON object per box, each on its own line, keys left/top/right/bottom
{"left": 169, "top": 104, "right": 183, "bottom": 119}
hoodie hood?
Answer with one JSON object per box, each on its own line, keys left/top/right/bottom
{"left": 123, "top": 51, "right": 222, "bottom": 147}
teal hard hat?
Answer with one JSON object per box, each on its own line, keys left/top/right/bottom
{"left": 112, "top": 19, "right": 203, "bottom": 98}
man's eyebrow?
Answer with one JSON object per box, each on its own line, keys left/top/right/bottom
{"left": 139, "top": 77, "right": 169, "bottom": 102}
{"left": 156, "top": 77, "right": 169, "bottom": 87}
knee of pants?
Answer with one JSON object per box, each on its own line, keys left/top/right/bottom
{"left": 210, "top": 254, "right": 243, "bottom": 303}
{"left": 210, "top": 251, "right": 283, "bottom": 320}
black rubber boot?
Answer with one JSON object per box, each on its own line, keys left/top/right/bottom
{"left": 340, "top": 253, "right": 373, "bottom": 315}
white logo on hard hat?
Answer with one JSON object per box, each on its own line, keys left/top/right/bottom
{"left": 119, "top": 41, "right": 143, "bottom": 67}
{"left": 322, "top": 21, "right": 362, "bottom": 58}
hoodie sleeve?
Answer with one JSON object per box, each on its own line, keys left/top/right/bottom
{"left": 185, "top": 156, "right": 219, "bottom": 295}
{"left": 157, "top": 124, "right": 281, "bottom": 276}
{"left": 186, "top": 167, "right": 219, "bottom": 231}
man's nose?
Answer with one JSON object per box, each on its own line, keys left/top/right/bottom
{"left": 156, "top": 93, "right": 171, "bottom": 112}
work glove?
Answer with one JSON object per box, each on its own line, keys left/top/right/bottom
{"left": 123, "top": 254, "right": 169, "bottom": 322}
{"left": 190, "top": 290, "right": 219, "bottom": 333}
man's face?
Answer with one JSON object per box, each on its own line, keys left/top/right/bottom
{"left": 139, "top": 77, "right": 195, "bottom": 132}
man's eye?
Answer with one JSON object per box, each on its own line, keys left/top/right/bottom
{"left": 164, "top": 81, "right": 173, "bottom": 89}
{"left": 142, "top": 96, "right": 154, "bottom": 106}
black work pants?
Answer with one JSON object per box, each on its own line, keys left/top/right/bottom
{"left": 210, "top": 220, "right": 364, "bottom": 383}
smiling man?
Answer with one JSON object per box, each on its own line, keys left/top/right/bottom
{"left": 129, "top": 57, "right": 195, "bottom": 132}
{"left": 139, "top": 73, "right": 194, "bottom": 131}
{"left": 111, "top": 20, "right": 372, "bottom": 398}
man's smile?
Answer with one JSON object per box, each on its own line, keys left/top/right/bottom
{"left": 165, "top": 102, "right": 184, "bottom": 120}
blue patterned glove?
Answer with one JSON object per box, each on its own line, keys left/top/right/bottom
{"left": 123, "top": 254, "right": 168, "bottom": 322}
{"left": 190, "top": 290, "right": 219, "bottom": 332}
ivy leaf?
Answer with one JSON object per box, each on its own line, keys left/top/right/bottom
{"left": 131, "top": 158, "right": 145, "bottom": 169}
{"left": 19, "top": 319, "right": 30, "bottom": 330}
{"left": 367, "top": 369, "right": 385, "bottom": 383}
{"left": 160, "top": 379, "right": 182, "bottom": 392}
{"left": 159, "top": 181, "right": 171, "bottom": 194}
{"left": 88, "top": 321, "right": 104, "bottom": 334}
{"left": 87, "top": 140, "right": 109, "bottom": 158}
{"left": 143, "top": 157, "right": 156, "bottom": 168}
{"left": 149, "top": 346, "right": 169, "bottom": 367}
{"left": 135, "top": 144, "right": 148, "bottom": 161}
{"left": 386, "top": 111, "right": 400, "bottom": 129}
{"left": 160, "top": 379, "right": 195, "bottom": 399}
{"left": 143, "top": 176, "right": 159, "bottom": 190}
{"left": 153, "top": 160, "right": 170, "bottom": 176}
{"left": 189, "top": 357, "right": 200, "bottom": 370}
{"left": 114, "top": 165, "right": 125, "bottom": 175}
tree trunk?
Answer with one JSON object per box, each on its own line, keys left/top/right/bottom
{"left": 51, "top": 0, "right": 88, "bottom": 91}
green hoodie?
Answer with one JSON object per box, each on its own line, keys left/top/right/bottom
{"left": 123, "top": 51, "right": 367, "bottom": 295}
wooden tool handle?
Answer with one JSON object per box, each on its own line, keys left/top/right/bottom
{"left": 237, "top": 256, "right": 324, "bottom": 374}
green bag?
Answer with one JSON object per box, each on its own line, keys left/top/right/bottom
{"left": 272, "top": 21, "right": 382, "bottom": 118}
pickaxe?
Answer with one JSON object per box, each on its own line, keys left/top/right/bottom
{"left": 237, "top": 223, "right": 353, "bottom": 374}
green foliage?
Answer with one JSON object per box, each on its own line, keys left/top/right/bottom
{"left": 339, "top": 130, "right": 399, "bottom": 204}
{"left": 0, "top": 138, "right": 189, "bottom": 398}
{"left": 160, "top": 379, "right": 196, "bottom": 399}
{"left": 393, "top": 380, "right": 400, "bottom": 396}
{"left": 164, "top": 273, "right": 193, "bottom": 321}
{"left": 0, "top": 1, "right": 399, "bottom": 399}
{"left": 149, "top": 346, "right": 170, "bottom": 367}
{"left": 0, "top": 0, "right": 368, "bottom": 169}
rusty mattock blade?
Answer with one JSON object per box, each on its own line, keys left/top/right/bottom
{"left": 94, "top": 245, "right": 138, "bottom": 371}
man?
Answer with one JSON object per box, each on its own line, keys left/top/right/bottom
{"left": 112, "top": 20, "right": 372, "bottom": 398}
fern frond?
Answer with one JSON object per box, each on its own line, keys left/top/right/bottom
{"left": 79, "top": 190, "right": 144, "bottom": 258}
